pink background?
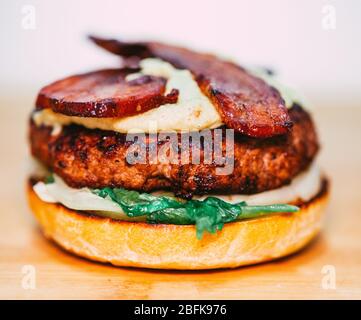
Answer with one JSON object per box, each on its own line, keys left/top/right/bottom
{"left": 1, "top": 0, "right": 360, "bottom": 108}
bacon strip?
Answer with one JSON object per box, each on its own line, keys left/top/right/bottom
{"left": 90, "top": 36, "right": 292, "bottom": 137}
{"left": 36, "top": 69, "right": 178, "bottom": 118}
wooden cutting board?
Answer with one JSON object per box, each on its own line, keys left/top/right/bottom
{"left": 0, "top": 94, "right": 360, "bottom": 299}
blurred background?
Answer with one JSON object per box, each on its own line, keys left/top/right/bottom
{"left": 0, "top": 0, "right": 360, "bottom": 108}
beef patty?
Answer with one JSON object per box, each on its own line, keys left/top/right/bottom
{"left": 29, "top": 104, "right": 318, "bottom": 198}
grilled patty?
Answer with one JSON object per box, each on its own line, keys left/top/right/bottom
{"left": 30, "top": 104, "right": 318, "bottom": 198}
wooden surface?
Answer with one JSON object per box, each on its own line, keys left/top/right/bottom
{"left": 1, "top": 93, "right": 361, "bottom": 299}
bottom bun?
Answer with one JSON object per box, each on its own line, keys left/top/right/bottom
{"left": 27, "top": 178, "right": 329, "bottom": 270}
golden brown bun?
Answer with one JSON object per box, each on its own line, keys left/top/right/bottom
{"left": 27, "top": 178, "right": 329, "bottom": 270}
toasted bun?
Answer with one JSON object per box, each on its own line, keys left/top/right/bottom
{"left": 27, "top": 178, "right": 329, "bottom": 270}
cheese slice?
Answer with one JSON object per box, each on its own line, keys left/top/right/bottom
{"left": 33, "top": 161, "right": 321, "bottom": 221}
{"left": 33, "top": 58, "right": 302, "bottom": 134}
{"left": 33, "top": 58, "right": 223, "bottom": 134}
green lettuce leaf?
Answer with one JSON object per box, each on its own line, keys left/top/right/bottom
{"left": 44, "top": 174, "right": 55, "bottom": 184}
{"left": 93, "top": 188, "right": 299, "bottom": 239}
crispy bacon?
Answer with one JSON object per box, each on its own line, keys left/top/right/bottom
{"left": 36, "top": 69, "right": 178, "bottom": 118}
{"left": 90, "top": 36, "right": 292, "bottom": 137}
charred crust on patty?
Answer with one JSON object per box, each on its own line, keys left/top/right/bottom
{"left": 30, "top": 105, "right": 319, "bottom": 198}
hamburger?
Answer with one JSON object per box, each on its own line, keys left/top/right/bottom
{"left": 27, "top": 36, "right": 329, "bottom": 270}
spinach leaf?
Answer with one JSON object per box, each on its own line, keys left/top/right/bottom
{"left": 93, "top": 188, "right": 299, "bottom": 239}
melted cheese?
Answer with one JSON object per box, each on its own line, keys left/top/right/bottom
{"left": 33, "top": 58, "right": 223, "bottom": 133}
{"left": 33, "top": 58, "right": 303, "bottom": 135}
{"left": 33, "top": 162, "right": 321, "bottom": 221}
{"left": 33, "top": 175, "right": 145, "bottom": 221}
{"left": 248, "top": 67, "right": 304, "bottom": 108}
{"left": 194, "top": 161, "right": 321, "bottom": 205}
